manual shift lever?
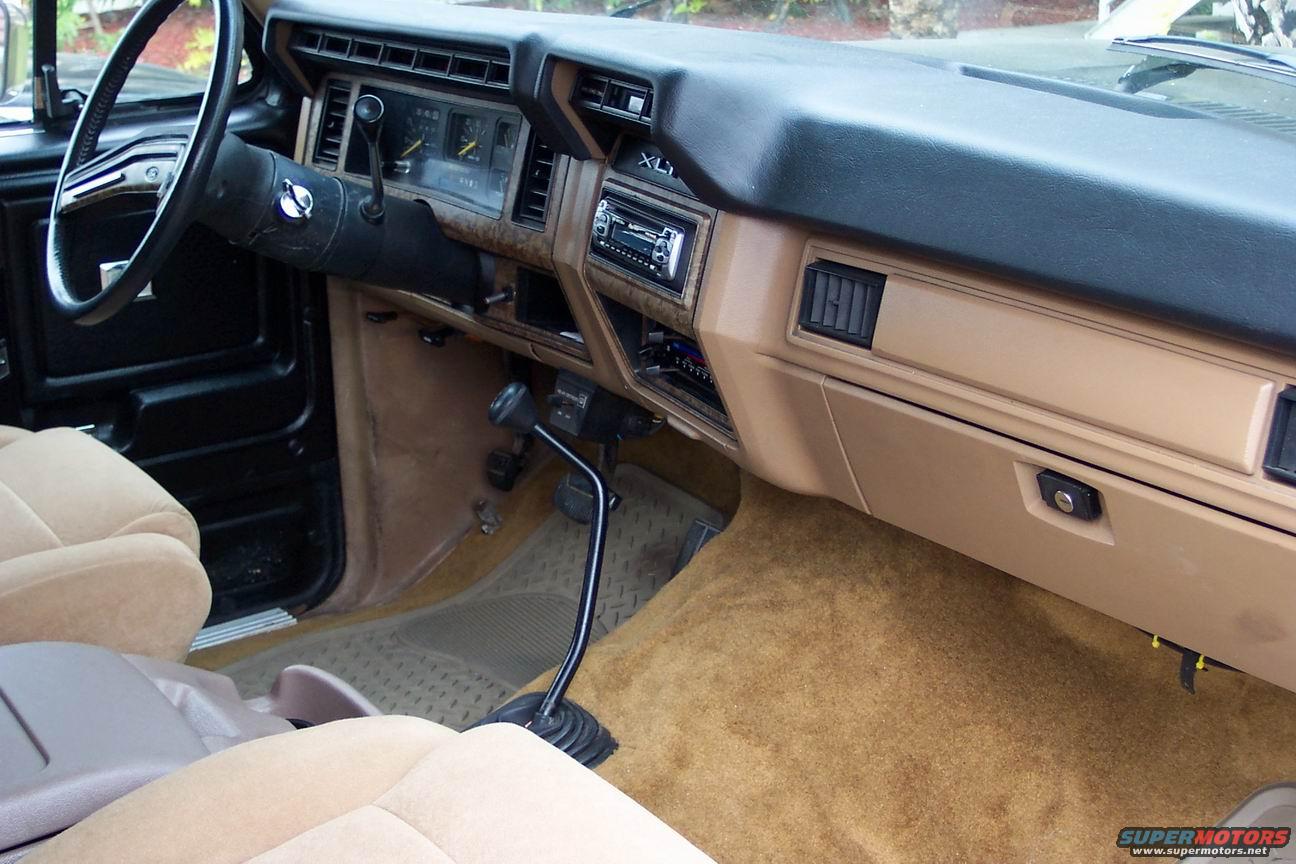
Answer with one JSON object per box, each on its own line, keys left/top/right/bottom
{"left": 352, "top": 94, "right": 386, "bottom": 223}
{"left": 473, "top": 382, "right": 618, "bottom": 766}
{"left": 487, "top": 381, "right": 541, "bottom": 433}
{"left": 487, "top": 383, "right": 612, "bottom": 716}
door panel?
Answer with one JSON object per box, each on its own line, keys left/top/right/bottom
{"left": 0, "top": 80, "right": 343, "bottom": 625}
{"left": 30, "top": 218, "right": 266, "bottom": 381}
{"left": 14, "top": 209, "right": 268, "bottom": 391}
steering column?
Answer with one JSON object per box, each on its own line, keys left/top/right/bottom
{"left": 197, "top": 132, "right": 480, "bottom": 307}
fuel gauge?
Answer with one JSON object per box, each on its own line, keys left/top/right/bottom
{"left": 492, "top": 119, "right": 519, "bottom": 173}
{"left": 489, "top": 169, "right": 508, "bottom": 196}
{"left": 496, "top": 119, "right": 518, "bottom": 151}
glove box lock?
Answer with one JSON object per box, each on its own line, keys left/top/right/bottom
{"left": 1036, "top": 470, "right": 1102, "bottom": 521}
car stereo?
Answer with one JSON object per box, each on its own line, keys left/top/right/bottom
{"left": 589, "top": 193, "right": 694, "bottom": 296}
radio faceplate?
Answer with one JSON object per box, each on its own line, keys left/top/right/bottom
{"left": 589, "top": 192, "right": 694, "bottom": 296}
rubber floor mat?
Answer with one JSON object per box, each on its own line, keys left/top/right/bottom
{"left": 220, "top": 465, "right": 723, "bottom": 729}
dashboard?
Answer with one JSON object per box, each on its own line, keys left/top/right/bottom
{"left": 257, "top": 0, "right": 1296, "bottom": 700}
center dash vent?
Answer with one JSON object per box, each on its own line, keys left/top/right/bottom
{"left": 572, "top": 70, "right": 653, "bottom": 124}
{"left": 289, "top": 27, "right": 510, "bottom": 93}
{"left": 312, "top": 80, "right": 351, "bottom": 169}
{"left": 512, "top": 132, "right": 557, "bottom": 230}
{"left": 798, "top": 261, "right": 887, "bottom": 349}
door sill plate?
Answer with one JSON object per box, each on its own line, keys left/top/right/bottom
{"left": 191, "top": 608, "right": 297, "bottom": 652}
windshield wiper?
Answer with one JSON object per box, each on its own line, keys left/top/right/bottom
{"left": 1110, "top": 35, "right": 1296, "bottom": 94}
{"left": 608, "top": 0, "right": 661, "bottom": 18}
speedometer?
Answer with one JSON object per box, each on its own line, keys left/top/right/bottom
{"left": 387, "top": 105, "right": 440, "bottom": 178}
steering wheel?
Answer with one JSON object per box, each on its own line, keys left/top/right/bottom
{"left": 46, "top": 0, "right": 243, "bottom": 325}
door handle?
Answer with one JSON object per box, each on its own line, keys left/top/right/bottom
{"left": 98, "top": 260, "right": 153, "bottom": 301}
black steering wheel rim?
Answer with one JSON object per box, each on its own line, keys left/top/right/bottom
{"left": 45, "top": 0, "right": 244, "bottom": 325}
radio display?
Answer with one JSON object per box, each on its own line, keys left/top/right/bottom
{"left": 590, "top": 191, "right": 695, "bottom": 295}
{"left": 611, "top": 225, "right": 654, "bottom": 256}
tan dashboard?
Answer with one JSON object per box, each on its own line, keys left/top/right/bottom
{"left": 295, "top": 70, "right": 1296, "bottom": 695}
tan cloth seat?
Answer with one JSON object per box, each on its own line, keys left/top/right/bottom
{"left": 26, "top": 715, "right": 715, "bottom": 863}
{"left": 0, "top": 426, "right": 210, "bottom": 661}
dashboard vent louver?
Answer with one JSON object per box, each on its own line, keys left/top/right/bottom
{"left": 512, "top": 132, "right": 557, "bottom": 230}
{"left": 313, "top": 80, "right": 351, "bottom": 169}
{"left": 289, "top": 27, "right": 510, "bottom": 93}
{"left": 1264, "top": 387, "right": 1296, "bottom": 486}
{"left": 572, "top": 70, "right": 653, "bottom": 124}
{"left": 798, "top": 261, "right": 887, "bottom": 349}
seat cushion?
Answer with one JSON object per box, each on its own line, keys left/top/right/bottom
{"left": 0, "top": 427, "right": 209, "bottom": 660}
{"left": 0, "top": 535, "right": 211, "bottom": 662}
{"left": 0, "top": 426, "right": 31, "bottom": 448}
{"left": 0, "top": 427, "right": 199, "bottom": 562}
{"left": 25, "top": 716, "right": 715, "bottom": 864}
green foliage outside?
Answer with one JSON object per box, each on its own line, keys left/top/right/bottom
{"left": 179, "top": 22, "right": 215, "bottom": 73}
{"left": 56, "top": 0, "right": 215, "bottom": 69}
{"left": 54, "top": 0, "right": 85, "bottom": 49}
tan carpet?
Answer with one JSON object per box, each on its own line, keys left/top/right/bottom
{"left": 535, "top": 473, "right": 1296, "bottom": 863}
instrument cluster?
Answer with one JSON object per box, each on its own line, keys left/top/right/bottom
{"left": 344, "top": 85, "right": 520, "bottom": 218}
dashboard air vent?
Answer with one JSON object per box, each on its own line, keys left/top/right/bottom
{"left": 1264, "top": 387, "right": 1296, "bottom": 486}
{"left": 798, "top": 261, "right": 886, "bottom": 349}
{"left": 312, "top": 80, "right": 351, "bottom": 169}
{"left": 572, "top": 70, "right": 653, "bottom": 124}
{"left": 289, "top": 27, "right": 510, "bottom": 93}
{"left": 512, "top": 132, "right": 557, "bottom": 230}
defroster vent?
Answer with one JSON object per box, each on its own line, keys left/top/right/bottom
{"left": 798, "top": 260, "right": 886, "bottom": 349}
{"left": 289, "top": 27, "right": 511, "bottom": 93}
{"left": 512, "top": 132, "right": 556, "bottom": 230}
{"left": 572, "top": 70, "right": 653, "bottom": 124}
{"left": 313, "top": 80, "right": 351, "bottom": 169}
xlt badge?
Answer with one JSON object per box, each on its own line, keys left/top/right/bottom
{"left": 637, "top": 151, "right": 676, "bottom": 178}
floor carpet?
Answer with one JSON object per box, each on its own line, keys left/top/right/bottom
{"left": 524, "top": 473, "right": 1296, "bottom": 864}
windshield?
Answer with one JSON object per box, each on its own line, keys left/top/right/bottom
{"left": 0, "top": 0, "right": 253, "bottom": 126}
{"left": 487, "top": 0, "right": 1296, "bottom": 123}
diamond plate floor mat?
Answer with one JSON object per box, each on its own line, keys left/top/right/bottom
{"left": 220, "top": 465, "right": 723, "bottom": 729}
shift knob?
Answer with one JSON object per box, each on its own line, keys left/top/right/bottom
{"left": 352, "top": 95, "right": 386, "bottom": 222}
{"left": 353, "top": 94, "right": 385, "bottom": 141}
{"left": 489, "top": 382, "right": 540, "bottom": 433}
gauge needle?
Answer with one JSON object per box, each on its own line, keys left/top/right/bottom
{"left": 457, "top": 139, "right": 479, "bottom": 157}
{"left": 399, "top": 138, "right": 423, "bottom": 158}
